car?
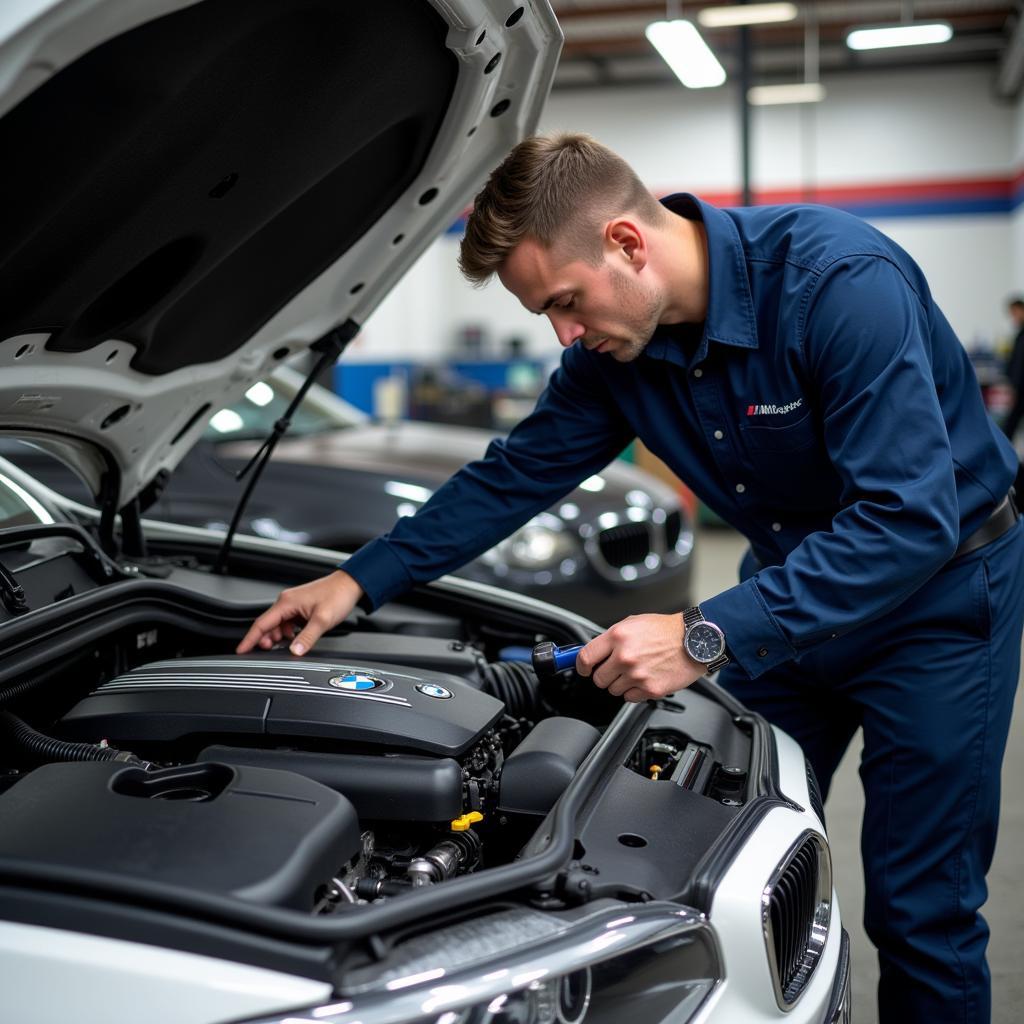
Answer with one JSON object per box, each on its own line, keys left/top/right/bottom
{"left": 2, "top": 362, "right": 696, "bottom": 627}
{"left": 0, "top": 2, "right": 850, "bottom": 1023}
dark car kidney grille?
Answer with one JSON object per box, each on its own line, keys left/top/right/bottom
{"left": 763, "top": 832, "right": 832, "bottom": 1008}
{"left": 597, "top": 523, "right": 651, "bottom": 568}
{"left": 665, "top": 510, "right": 682, "bottom": 549}
{"left": 585, "top": 509, "right": 692, "bottom": 582}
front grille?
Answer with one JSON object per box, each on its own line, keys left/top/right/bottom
{"left": 763, "top": 832, "right": 831, "bottom": 1007}
{"left": 597, "top": 523, "right": 651, "bottom": 568}
{"left": 584, "top": 507, "right": 693, "bottom": 582}
{"left": 665, "top": 510, "right": 682, "bottom": 548}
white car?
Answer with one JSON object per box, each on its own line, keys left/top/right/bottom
{"left": 0, "top": 2, "right": 850, "bottom": 1023}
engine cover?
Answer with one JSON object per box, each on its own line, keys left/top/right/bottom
{"left": 59, "top": 654, "right": 504, "bottom": 757}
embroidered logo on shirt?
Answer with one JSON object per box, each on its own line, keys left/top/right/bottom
{"left": 746, "top": 398, "right": 803, "bottom": 416}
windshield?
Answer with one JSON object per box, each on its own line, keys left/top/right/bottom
{"left": 0, "top": 467, "right": 55, "bottom": 528}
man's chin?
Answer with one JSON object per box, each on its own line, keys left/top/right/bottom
{"left": 609, "top": 339, "right": 645, "bottom": 363}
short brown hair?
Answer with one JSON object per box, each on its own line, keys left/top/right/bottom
{"left": 458, "top": 133, "right": 664, "bottom": 285}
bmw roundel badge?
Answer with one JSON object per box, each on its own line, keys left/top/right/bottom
{"left": 416, "top": 683, "right": 453, "bottom": 700}
{"left": 329, "top": 672, "right": 388, "bottom": 692}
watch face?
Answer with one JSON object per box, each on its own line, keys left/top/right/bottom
{"left": 685, "top": 621, "right": 725, "bottom": 664}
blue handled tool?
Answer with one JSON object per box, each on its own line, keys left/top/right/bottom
{"left": 531, "top": 641, "right": 584, "bottom": 677}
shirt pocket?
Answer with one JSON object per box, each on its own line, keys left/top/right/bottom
{"left": 737, "top": 410, "right": 839, "bottom": 503}
{"left": 739, "top": 410, "right": 819, "bottom": 453}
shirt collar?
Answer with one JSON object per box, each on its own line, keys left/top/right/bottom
{"left": 655, "top": 193, "right": 759, "bottom": 361}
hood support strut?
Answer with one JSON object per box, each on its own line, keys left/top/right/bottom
{"left": 212, "top": 319, "right": 360, "bottom": 574}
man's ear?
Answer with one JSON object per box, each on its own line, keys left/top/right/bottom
{"left": 605, "top": 218, "right": 647, "bottom": 270}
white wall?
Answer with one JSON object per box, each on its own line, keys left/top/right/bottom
{"left": 359, "top": 65, "right": 1016, "bottom": 362}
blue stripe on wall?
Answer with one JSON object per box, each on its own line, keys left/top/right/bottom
{"left": 837, "top": 197, "right": 1012, "bottom": 218}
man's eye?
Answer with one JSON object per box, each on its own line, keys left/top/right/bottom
{"left": 558, "top": 297, "right": 574, "bottom": 310}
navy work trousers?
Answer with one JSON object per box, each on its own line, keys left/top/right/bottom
{"left": 718, "top": 518, "right": 1024, "bottom": 1023}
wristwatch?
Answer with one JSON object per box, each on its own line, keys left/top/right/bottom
{"left": 682, "top": 606, "right": 729, "bottom": 673}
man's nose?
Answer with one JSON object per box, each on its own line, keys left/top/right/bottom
{"left": 549, "top": 313, "right": 584, "bottom": 348}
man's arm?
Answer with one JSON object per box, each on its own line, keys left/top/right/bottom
{"left": 238, "top": 345, "right": 634, "bottom": 655}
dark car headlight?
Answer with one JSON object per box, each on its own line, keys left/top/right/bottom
{"left": 241, "top": 903, "right": 721, "bottom": 1024}
{"left": 481, "top": 514, "right": 579, "bottom": 574}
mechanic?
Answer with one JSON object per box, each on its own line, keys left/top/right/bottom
{"left": 239, "top": 134, "right": 1024, "bottom": 1022}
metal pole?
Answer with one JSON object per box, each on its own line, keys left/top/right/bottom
{"left": 739, "top": 15, "right": 752, "bottom": 205}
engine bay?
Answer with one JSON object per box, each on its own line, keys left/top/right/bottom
{"left": 0, "top": 623, "right": 613, "bottom": 913}
{"left": 0, "top": 550, "right": 758, "bottom": 927}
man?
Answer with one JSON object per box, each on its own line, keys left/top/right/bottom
{"left": 1001, "top": 295, "right": 1024, "bottom": 442}
{"left": 239, "top": 134, "right": 1023, "bottom": 1021}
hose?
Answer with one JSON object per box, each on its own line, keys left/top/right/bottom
{"left": 0, "top": 677, "right": 46, "bottom": 707}
{"left": 481, "top": 659, "right": 539, "bottom": 717}
{"left": 0, "top": 710, "right": 135, "bottom": 765}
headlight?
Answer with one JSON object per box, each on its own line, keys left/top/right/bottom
{"left": 482, "top": 515, "right": 577, "bottom": 572}
{"left": 243, "top": 902, "right": 721, "bottom": 1024}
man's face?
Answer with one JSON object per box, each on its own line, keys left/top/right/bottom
{"left": 498, "top": 236, "right": 663, "bottom": 362}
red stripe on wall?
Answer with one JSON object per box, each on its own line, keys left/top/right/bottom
{"left": 654, "top": 173, "right": 1013, "bottom": 208}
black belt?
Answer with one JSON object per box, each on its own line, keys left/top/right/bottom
{"left": 953, "top": 491, "right": 1020, "bottom": 561}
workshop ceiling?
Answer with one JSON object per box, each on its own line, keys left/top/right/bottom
{"left": 551, "top": 1, "right": 1023, "bottom": 93}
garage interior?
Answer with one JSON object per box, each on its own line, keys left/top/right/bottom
{"left": 1, "top": 2, "right": 1021, "bottom": 1022}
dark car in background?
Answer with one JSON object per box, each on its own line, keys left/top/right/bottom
{"left": 4, "top": 364, "right": 694, "bottom": 625}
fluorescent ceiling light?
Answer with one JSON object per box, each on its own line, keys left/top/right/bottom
{"left": 209, "top": 409, "right": 244, "bottom": 434}
{"left": 244, "top": 381, "right": 274, "bottom": 406}
{"left": 747, "top": 82, "right": 826, "bottom": 105}
{"left": 846, "top": 21, "right": 952, "bottom": 50}
{"left": 645, "top": 19, "right": 727, "bottom": 88}
{"left": 698, "top": 3, "right": 797, "bottom": 28}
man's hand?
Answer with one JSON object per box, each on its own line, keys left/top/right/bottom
{"left": 575, "top": 613, "right": 707, "bottom": 702}
{"left": 236, "top": 570, "right": 364, "bottom": 656}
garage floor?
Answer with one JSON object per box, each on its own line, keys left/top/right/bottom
{"left": 692, "top": 527, "right": 1024, "bottom": 1024}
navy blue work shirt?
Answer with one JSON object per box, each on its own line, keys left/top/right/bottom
{"left": 343, "top": 194, "right": 1019, "bottom": 679}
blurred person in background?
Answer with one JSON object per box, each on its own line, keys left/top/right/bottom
{"left": 1001, "top": 295, "right": 1024, "bottom": 442}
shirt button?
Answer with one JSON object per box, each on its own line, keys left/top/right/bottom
{"left": 757, "top": 647, "right": 769, "bottom": 657}
{"left": 735, "top": 483, "right": 746, "bottom": 493}
{"left": 771, "top": 522, "right": 782, "bottom": 532}
{"left": 693, "top": 368, "right": 703, "bottom": 378}
{"left": 713, "top": 429, "right": 724, "bottom": 440}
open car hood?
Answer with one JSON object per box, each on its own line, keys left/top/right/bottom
{"left": 0, "top": 0, "right": 561, "bottom": 513}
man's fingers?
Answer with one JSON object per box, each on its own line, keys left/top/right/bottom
{"left": 290, "top": 625, "right": 321, "bottom": 657}
{"left": 289, "top": 610, "right": 336, "bottom": 656}
{"left": 576, "top": 632, "right": 614, "bottom": 677}
{"left": 237, "top": 602, "right": 297, "bottom": 654}
{"left": 607, "top": 675, "right": 632, "bottom": 697}
{"left": 623, "top": 687, "right": 648, "bottom": 703}
{"left": 591, "top": 656, "right": 623, "bottom": 689}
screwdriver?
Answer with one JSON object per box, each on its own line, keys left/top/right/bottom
{"left": 531, "top": 641, "right": 584, "bottom": 677}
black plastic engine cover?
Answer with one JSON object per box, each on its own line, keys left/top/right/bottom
{"left": 0, "top": 761, "right": 360, "bottom": 910}
{"left": 58, "top": 654, "right": 504, "bottom": 757}
{"left": 196, "top": 745, "right": 464, "bottom": 822}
